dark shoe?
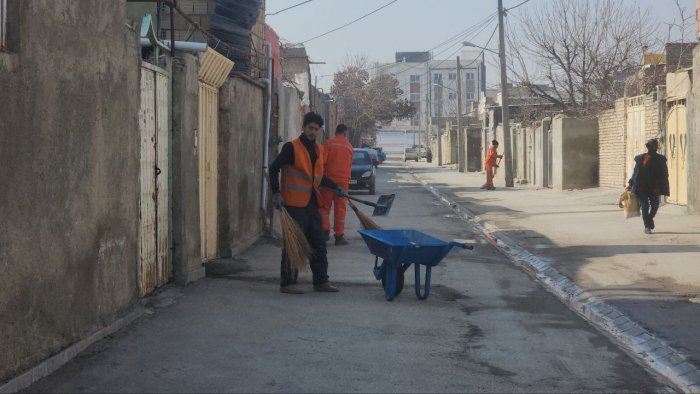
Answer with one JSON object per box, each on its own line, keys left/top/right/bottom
{"left": 644, "top": 228, "right": 652, "bottom": 234}
{"left": 280, "top": 285, "right": 304, "bottom": 294}
{"left": 334, "top": 235, "right": 349, "bottom": 246}
{"left": 313, "top": 282, "right": 339, "bottom": 292}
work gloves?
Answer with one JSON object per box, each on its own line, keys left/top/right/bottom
{"left": 335, "top": 186, "right": 348, "bottom": 198}
{"left": 272, "top": 193, "right": 283, "bottom": 209}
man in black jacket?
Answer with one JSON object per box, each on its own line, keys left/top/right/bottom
{"left": 629, "top": 139, "right": 670, "bottom": 234}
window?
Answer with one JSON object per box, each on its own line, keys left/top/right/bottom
{"left": 448, "top": 92, "right": 457, "bottom": 100}
{"left": 410, "top": 75, "right": 420, "bottom": 83}
{"left": 410, "top": 93, "right": 421, "bottom": 102}
{"left": 466, "top": 72, "right": 475, "bottom": 80}
{"left": 0, "top": 0, "right": 6, "bottom": 51}
{"left": 448, "top": 73, "right": 457, "bottom": 80}
{"left": 433, "top": 73, "right": 442, "bottom": 82}
{"left": 466, "top": 92, "right": 475, "bottom": 100}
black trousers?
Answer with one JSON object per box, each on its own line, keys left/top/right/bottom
{"left": 637, "top": 192, "right": 660, "bottom": 230}
{"left": 280, "top": 197, "right": 329, "bottom": 286}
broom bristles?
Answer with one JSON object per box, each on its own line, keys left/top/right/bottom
{"left": 279, "top": 207, "right": 311, "bottom": 270}
{"left": 349, "top": 201, "right": 382, "bottom": 230}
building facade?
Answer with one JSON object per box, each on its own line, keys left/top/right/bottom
{"left": 374, "top": 50, "right": 485, "bottom": 131}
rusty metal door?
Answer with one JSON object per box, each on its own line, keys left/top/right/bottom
{"left": 197, "top": 49, "right": 234, "bottom": 260}
{"left": 667, "top": 102, "right": 688, "bottom": 205}
{"left": 198, "top": 83, "right": 218, "bottom": 259}
{"left": 139, "top": 64, "right": 170, "bottom": 296}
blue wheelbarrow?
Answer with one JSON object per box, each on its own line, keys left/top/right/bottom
{"left": 358, "top": 229, "right": 474, "bottom": 301}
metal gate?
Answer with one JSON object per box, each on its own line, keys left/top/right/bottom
{"left": 197, "top": 49, "right": 234, "bottom": 260}
{"left": 667, "top": 102, "right": 688, "bottom": 205}
{"left": 139, "top": 63, "right": 170, "bottom": 297}
{"left": 626, "top": 99, "right": 645, "bottom": 182}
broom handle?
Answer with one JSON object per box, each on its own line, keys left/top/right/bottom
{"left": 345, "top": 195, "right": 380, "bottom": 208}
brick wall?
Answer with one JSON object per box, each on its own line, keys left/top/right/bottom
{"left": 598, "top": 93, "right": 661, "bottom": 188}
{"left": 598, "top": 100, "right": 626, "bottom": 187}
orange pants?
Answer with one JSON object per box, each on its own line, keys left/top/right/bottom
{"left": 320, "top": 183, "right": 348, "bottom": 236}
{"left": 484, "top": 166, "right": 495, "bottom": 189}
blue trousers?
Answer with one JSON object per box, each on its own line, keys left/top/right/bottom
{"left": 637, "top": 192, "right": 660, "bottom": 230}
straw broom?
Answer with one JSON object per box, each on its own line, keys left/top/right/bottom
{"left": 279, "top": 207, "right": 311, "bottom": 270}
{"left": 347, "top": 200, "right": 382, "bottom": 230}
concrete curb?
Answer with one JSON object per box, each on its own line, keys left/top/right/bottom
{"left": 411, "top": 171, "right": 700, "bottom": 393}
{"left": 0, "top": 308, "right": 144, "bottom": 393}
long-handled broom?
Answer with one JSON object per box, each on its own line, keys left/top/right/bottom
{"left": 279, "top": 207, "right": 312, "bottom": 270}
{"left": 347, "top": 199, "right": 382, "bottom": 230}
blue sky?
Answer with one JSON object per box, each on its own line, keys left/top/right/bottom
{"left": 266, "top": 0, "right": 696, "bottom": 91}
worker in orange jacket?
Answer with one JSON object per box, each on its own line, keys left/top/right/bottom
{"left": 481, "top": 140, "right": 503, "bottom": 190}
{"left": 320, "top": 124, "right": 354, "bottom": 246}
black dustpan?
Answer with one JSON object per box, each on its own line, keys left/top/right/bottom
{"left": 346, "top": 194, "right": 395, "bottom": 216}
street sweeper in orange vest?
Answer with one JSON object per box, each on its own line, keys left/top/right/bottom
{"left": 320, "top": 124, "right": 354, "bottom": 246}
{"left": 269, "top": 112, "right": 347, "bottom": 294}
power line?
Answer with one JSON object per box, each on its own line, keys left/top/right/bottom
{"left": 300, "top": 0, "right": 399, "bottom": 44}
{"left": 507, "top": 0, "right": 531, "bottom": 11}
{"left": 266, "top": 0, "right": 313, "bottom": 16}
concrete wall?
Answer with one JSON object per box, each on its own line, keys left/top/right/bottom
{"left": 688, "top": 46, "right": 700, "bottom": 213}
{"left": 218, "top": 77, "right": 265, "bottom": 256}
{"left": 533, "top": 118, "right": 552, "bottom": 188}
{"left": 278, "top": 83, "right": 304, "bottom": 146}
{"left": 171, "top": 53, "right": 203, "bottom": 284}
{"left": 552, "top": 116, "right": 599, "bottom": 190}
{"left": 0, "top": 1, "right": 140, "bottom": 382}
{"left": 466, "top": 126, "right": 482, "bottom": 172}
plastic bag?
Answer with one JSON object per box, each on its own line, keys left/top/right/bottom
{"left": 619, "top": 190, "right": 640, "bottom": 218}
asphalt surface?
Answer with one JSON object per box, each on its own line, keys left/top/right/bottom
{"left": 26, "top": 157, "right": 672, "bottom": 393}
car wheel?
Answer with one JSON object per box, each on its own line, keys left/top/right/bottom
{"left": 415, "top": 158, "right": 419, "bottom": 162}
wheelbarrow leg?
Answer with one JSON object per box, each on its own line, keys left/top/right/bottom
{"left": 414, "top": 264, "right": 432, "bottom": 300}
{"left": 384, "top": 265, "right": 399, "bottom": 301}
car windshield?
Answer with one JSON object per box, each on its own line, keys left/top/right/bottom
{"left": 353, "top": 151, "right": 372, "bottom": 165}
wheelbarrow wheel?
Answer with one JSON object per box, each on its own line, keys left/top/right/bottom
{"left": 381, "top": 269, "right": 404, "bottom": 296}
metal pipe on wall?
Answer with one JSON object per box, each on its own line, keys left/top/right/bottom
{"left": 261, "top": 43, "right": 273, "bottom": 216}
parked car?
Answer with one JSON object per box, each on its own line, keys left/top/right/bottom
{"left": 351, "top": 149, "right": 376, "bottom": 194}
{"left": 404, "top": 147, "right": 419, "bottom": 162}
{"left": 362, "top": 148, "right": 380, "bottom": 167}
{"left": 414, "top": 144, "right": 427, "bottom": 159}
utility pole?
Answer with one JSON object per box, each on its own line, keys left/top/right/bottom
{"left": 457, "top": 56, "right": 465, "bottom": 172}
{"left": 425, "top": 65, "right": 431, "bottom": 162}
{"left": 498, "top": 0, "right": 514, "bottom": 187}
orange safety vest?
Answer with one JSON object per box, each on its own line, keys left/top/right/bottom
{"left": 281, "top": 138, "right": 325, "bottom": 207}
{"left": 323, "top": 135, "right": 354, "bottom": 183}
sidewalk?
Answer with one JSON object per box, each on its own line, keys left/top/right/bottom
{"left": 408, "top": 161, "right": 700, "bottom": 375}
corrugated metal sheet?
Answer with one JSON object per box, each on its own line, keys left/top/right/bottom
{"left": 139, "top": 67, "right": 158, "bottom": 297}
{"left": 198, "top": 48, "right": 234, "bottom": 88}
{"left": 155, "top": 72, "right": 170, "bottom": 285}
{"left": 199, "top": 83, "right": 219, "bottom": 259}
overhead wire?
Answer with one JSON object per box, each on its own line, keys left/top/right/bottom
{"left": 300, "top": 0, "right": 399, "bottom": 44}
{"left": 266, "top": 0, "right": 314, "bottom": 16}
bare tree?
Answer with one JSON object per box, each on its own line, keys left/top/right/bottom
{"left": 331, "top": 55, "right": 415, "bottom": 146}
{"left": 507, "top": 0, "right": 658, "bottom": 116}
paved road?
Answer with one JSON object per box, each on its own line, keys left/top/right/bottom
{"left": 26, "top": 158, "right": 671, "bottom": 393}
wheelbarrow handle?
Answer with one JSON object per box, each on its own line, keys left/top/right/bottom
{"left": 450, "top": 240, "right": 475, "bottom": 250}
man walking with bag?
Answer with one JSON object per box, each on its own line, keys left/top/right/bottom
{"left": 320, "top": 124, "right": 354, "bottom": 246}
{"left": 629, "top": 139, "right": 670, "bottom": 234}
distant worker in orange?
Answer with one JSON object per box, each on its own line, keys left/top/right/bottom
{"left": 481, "top": 140, "right": 503, "bottom": 191}
{"left": 320, "top": 124, "right": 354, "bottom": 246}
